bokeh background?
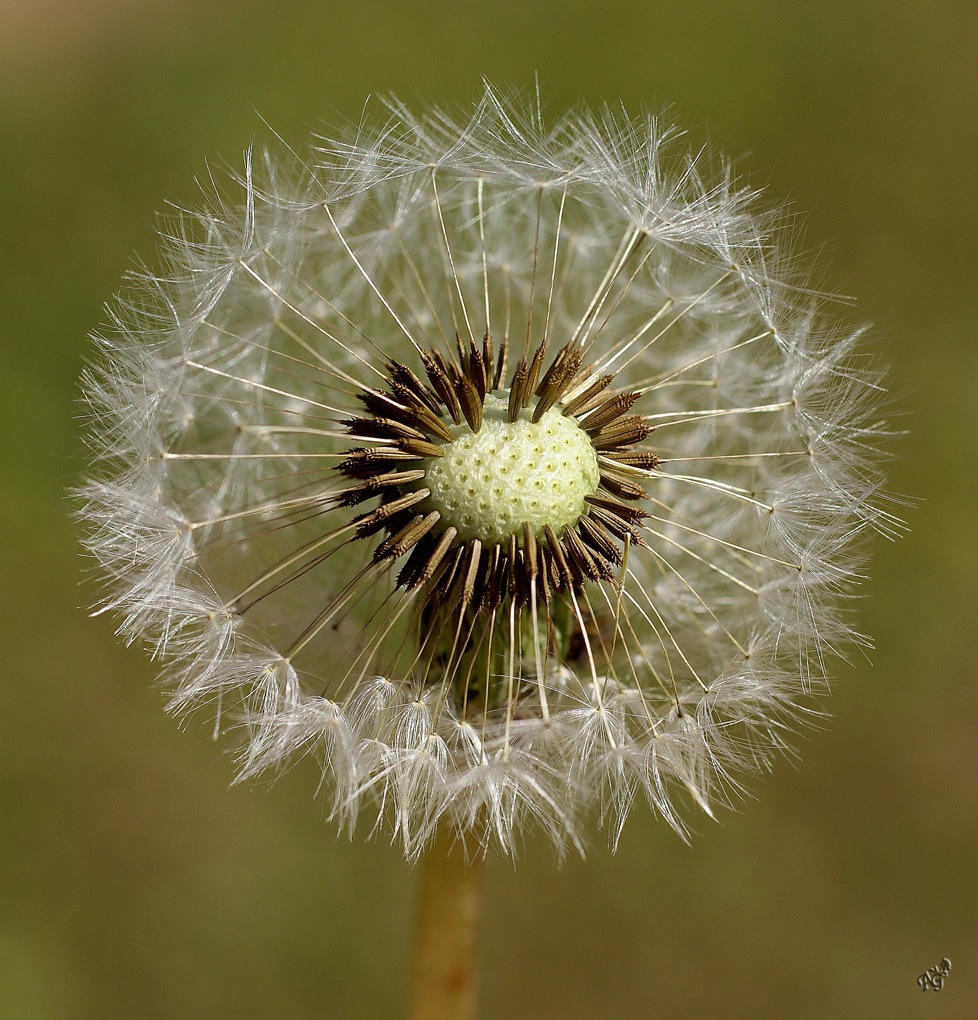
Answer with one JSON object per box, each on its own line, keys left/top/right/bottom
{"left": 2, "top": 1, "right": 975, "bottom": 1016}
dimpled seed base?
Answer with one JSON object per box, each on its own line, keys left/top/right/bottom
{"left": 422, "top": 395, "right": 600, "bottom": 546}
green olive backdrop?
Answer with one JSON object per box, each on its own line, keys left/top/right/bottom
{"left": 2, "top": 1, "right": 975, "bottom": 1016}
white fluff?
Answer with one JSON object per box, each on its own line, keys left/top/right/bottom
{"left": 78, "top": 85, "right": 895, "bottom": 858}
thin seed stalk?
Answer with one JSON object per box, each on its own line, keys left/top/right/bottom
{"left": 408, "top": 825, "right": 485, "bottom": 1020}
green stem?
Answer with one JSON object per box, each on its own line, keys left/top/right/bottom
{"left": 408, "top": 827, "right": 484, "bottom": 1020}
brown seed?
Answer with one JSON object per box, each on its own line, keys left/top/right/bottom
{"left": 602, "top": 450, "right": 660, "bottom": 471}
{"left": 585, "top": 502, "right": 642, "bottom": 543}
{"left": 403, "top": 399, "right": 455, "bottom": 441}
{"left": 338, "top": 446, "right": 420, "bottom": 476}
{"left": 397, "top": 438, "right": 445, "bottom": 459}
{"left": 468, "top": 340, "right": 488, "bottom": 400}
{"left": 354, "top": 488, "right": 431, "bottom": 537}
{"left": 373, "top": 511, "right": 442, "bottom": 561}
{"left": 459, "top": 538, "right": 483, "bottom": 607}
{"left": 456, "top": 374, "right": 484, "bottom": 433}
{"left": 533, "top": 343, "right": 584, "bottom": 422}
{"left": 526, "top": 342, "right": 548, "bottom": 401}
{"left": 421, "top": 350, "right": 462, "bottom": 424}
{"left": 562, "top": 373, "right": 614, "bottom": 416}
{"left": 341, "top": 468, "right": 428, "bottom": 506}
{"left": 598, "top": 469, "right": 647, "bottom": 502}
{"left": 585, "top": 493, "right": 649, "bottom": 522}
{"left": 388, "top": 360, "right": 442, "bottom": 414}
{"left": 577, "top": 514, "right": 621, "bottom": 565}
{"left": 544, "top": 524, "right": 577, "bottom": 589}
{"left": 563, "top": 525, "right": 613, "bottom": 581}
{"left": 507, "top": 359, "right": 530, "bottom": 422}
{"left": 590, "top": 417, "right": 655, "bottom": 450}
{"left": 396, "top": 528, "right": 447, "bottom": 590}
{"left": 344, "top": 415, "right": 428, "bottom": 443}
{"left": 579, "top": 391, "right": 641, "bottom": 432}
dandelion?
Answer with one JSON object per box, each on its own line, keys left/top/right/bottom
{"left": 79, "top": 85, "right": 895, "bottom": 1015}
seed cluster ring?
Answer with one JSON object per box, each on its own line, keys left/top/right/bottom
{"left": 339, "top": 334, "right": 659, "bottom": 622}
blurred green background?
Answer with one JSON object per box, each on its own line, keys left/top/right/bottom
{"left": 2, "top": 1, "right": 975, "bottom": 1016}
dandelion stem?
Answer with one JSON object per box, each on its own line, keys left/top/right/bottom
{"left": 409, "top": 828, "right": 484, "bottom": 1020}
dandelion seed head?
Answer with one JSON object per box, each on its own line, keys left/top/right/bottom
{"left": 78, "top": 85, "right": 896, "bottom": 858}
